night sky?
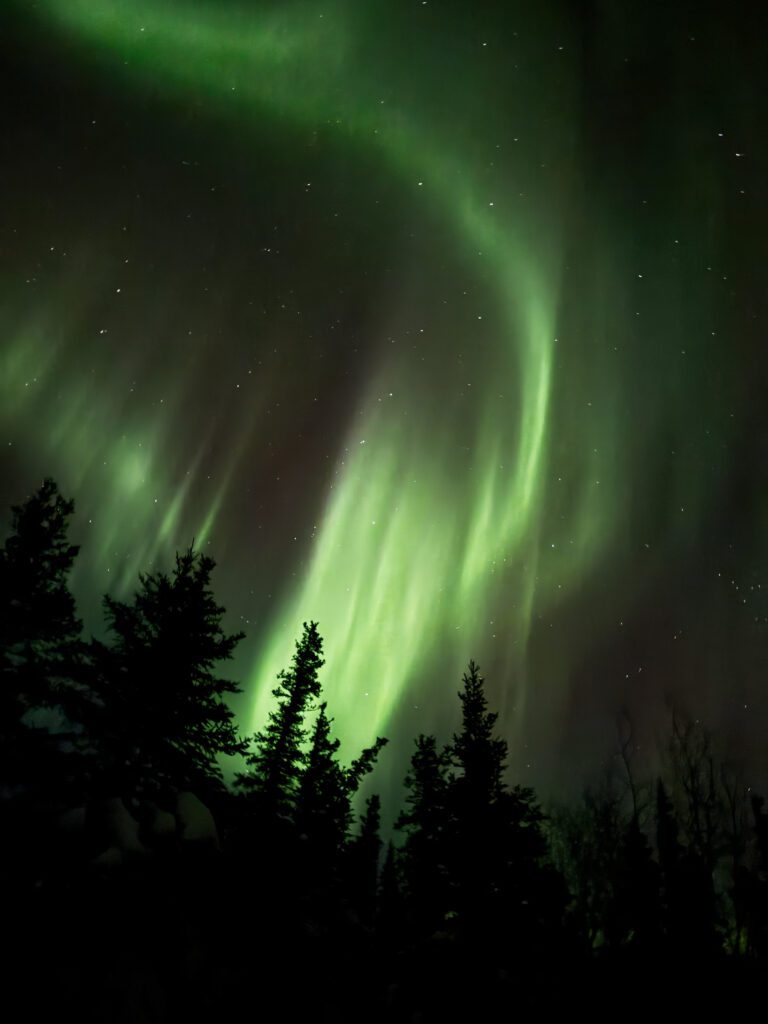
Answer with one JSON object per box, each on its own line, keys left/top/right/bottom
{"left": 2, "top": 1, "right": 767, "bottom": 801}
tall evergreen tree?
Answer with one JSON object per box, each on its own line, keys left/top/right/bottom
{"left": 448, "top": 660, "right": 507, "bottom": 808}
{"left": 92, "top": 547, "right": 245, "bottom": 796}
{"left": 444, "top": 660, "right": 503, "bottom": 927}
{"left": 395, "top": 734, "right": 451, "bottom": 930}
{"left": 444, "top": 661, "right": 562, "bottom": 949}
{"left": 0, "top": 479, "right": 83, "bottom": 781}
{"left": 237, "top": 620, "right": 324, "bottom": 817}
{"left": 295, "top": 701, "right": 346, "bottom": 846}
{"left": 346, "top": 793, "right": 383, "bottom": 925}
{"left": 295, "top": 702, "right": 387, "bottom": 861}
{"left": 378, "top": 840, "right": 404, "bottom": 939}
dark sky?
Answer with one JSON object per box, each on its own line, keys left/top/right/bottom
{"left": 2, "top": 0, "right": 767, "bottom": 803}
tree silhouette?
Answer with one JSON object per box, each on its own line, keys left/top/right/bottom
{"left": 295, "top": 702, "right": 387, "bottom": 863}
{"left": 549, "top": 774, "right": 627, "bottom": 951}
{"left": 396, "top": 733, "right": 452, "bottom": 931}
{"left": 346, "top": 792, "right": 383, "bottom": 925}
{"left": 237, "top": 620, "right": 324, "bottom": 817}
{"left": 656, "top": 779, "right": 684, "bottom": 942}
{"left": 448, "top": 661, "right": 506, "bottom": 805}
{"left": 664, "top": 713, "right": 724, "bottom": 954}
{"left": 444, "top": 661, "right": 562, "bottom": 949}
{"left": 10, "top": 478, "right": 768, "bottom": 1014}
{"left": 742, "top": 795, "right": 768, "bottom": 956}
{"left": 295, "top": 701, "right": 346, "bottom": 852}
{"left": 444, "top": 659, "right": 506, "bottom": 929}
{"left": 92, "top": 547, "right": 245, "bottom": 797}
{"left": 667, "top": 710, "right": 723, "bottom": 873}
{"left": 377, "top": 840, "right": 405, "bottom": 940}
{"left": 608, "top": 814, "right": 661, "bottom": 950}
{"left": 0, "top": 478, "right": 83, "bottom": 782}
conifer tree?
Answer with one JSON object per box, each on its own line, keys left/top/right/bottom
{"left": 347, "top": 736, "right": 390, "bottom": 795}
{"left": 448, "top": 660, "right": 507, "bottom": 808}
{"left": 93, "top": 547, "right": 245, "bottom": 795}
{"left": 295, "top": 702, "right": 387, "bottom": 860}
{"left": 378, "top": 840, "right": 405, "bottom": 941}
{"left": 0, "top": 479, "right": 84, "bottom": 780}
{"left": 347, "top": 793, "right": 383, "bottom": 924}
{"left": 444, "top": 661, "right": 561, "bottom": 947}
{"left": 395, "top": 734, "right": 451, "bottom": 929}
{"left": 446, "top": 662, "right": 513, "bottom": 915}
{"left": 295, "top": 701, "right": 346, "bottom": 845}
{"left": 237, "top": 620, "right": 324, "bottom": 817}
{"left": 357, "top": 792, "right": 382, "bottom": 852}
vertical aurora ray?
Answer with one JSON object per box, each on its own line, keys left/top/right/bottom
{"left": 0, "top": 243, "right": 242, "bottom": 604}
{"left": 25, "top": 0, "right": 574, "bottom": 745}
{"left": 14, "top": 0, "right": 737, "bottom": 766}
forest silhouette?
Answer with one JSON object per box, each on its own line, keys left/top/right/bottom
{"left": 2, "top": 479, "right": 767, "bottom": 1021}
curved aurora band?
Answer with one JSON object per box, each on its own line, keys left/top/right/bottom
{"left": 10, "top": 1, "right": 729, "bottom": 765}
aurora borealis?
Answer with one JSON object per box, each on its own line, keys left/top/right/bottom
{"left": 2, "top": 1, "right": 767, "bottom": 795}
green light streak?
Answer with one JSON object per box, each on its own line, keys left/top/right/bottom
{"left": 19, "top": 0, "right": 724, "bottom": 762}
{"left": 20, "top": 0, "right": 602, "bottom": 754}
{"left": 0, "top": 251, "right": 237, "bottom": 603}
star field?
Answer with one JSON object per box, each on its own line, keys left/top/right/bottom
{"left": 1, "top": 0, "right": 767, "bottom": 796}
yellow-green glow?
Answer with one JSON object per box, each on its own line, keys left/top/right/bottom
{"left": 13, "top": 0, "right": 729, "bottom": 765}
{"left": 0, "top": 253, "right": 238, "bottom": 602}
{"left": 16, "top": 0, "right": 607, "bottom": 755}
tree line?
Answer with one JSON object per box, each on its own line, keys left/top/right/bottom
{"left": 1, "top": 479, "right": 767, "bottom": 1021}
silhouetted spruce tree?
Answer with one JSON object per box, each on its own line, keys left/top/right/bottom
{"left": 346, "top": 793, "right": 383, "bottom": 924}
{"left": 448, "top": 661, "right": 506, "bottom": 803}
{"left": 295, "top": 702, "right": 345, "bottom": 848}
{"left": 295, "top": 702, "right": 387, "bottom": 870}
{"left": 395, "top": 734, "right": 451, "bottom": 931}
{"left": 444, "top": 660, "right": 505, "bottom": 928}
{"left": 92, "top": 547, "right": 245, "bottom": 797}
{"left": 378, "top": 840, "right": 404, "bottom": 938}
{"left": 0, "top": 479, "right": 84, "bottom": 783}
{"left": 346, "top": 735, "right": 390, "bottom": 796}
{"left": 444, "top": 661, "right": 563, "bottom": 950}
{"left": 236, "top": 620, "right": 324, "bottom": 818}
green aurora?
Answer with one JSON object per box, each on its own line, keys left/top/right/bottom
{"left": 1, "top": 1, "right": 765, "bottom": 787}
